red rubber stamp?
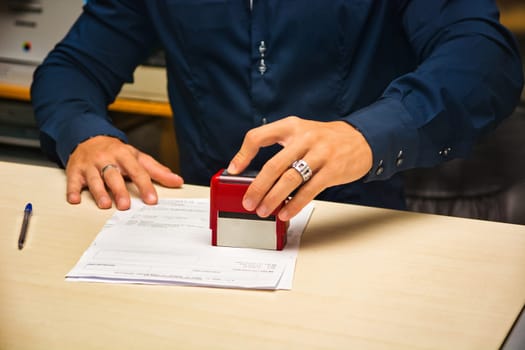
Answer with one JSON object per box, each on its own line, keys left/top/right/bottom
{"left": 210, "top": 169, "right": 287, "bottom": 250}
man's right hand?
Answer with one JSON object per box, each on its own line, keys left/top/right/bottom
{"left": 65, "top": 135, "right": 184, "bottom": 210}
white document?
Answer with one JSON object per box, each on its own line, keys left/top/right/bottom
{"left": 66, "top": 198, "right": 314, "bottom": 290}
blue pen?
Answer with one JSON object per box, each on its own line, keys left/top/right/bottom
{"left": 18, "top": 203, "right": 32, "bottom": 250}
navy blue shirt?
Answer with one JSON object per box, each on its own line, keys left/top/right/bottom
{"left": 31, "top": 0, "right": 523, "bottom": 210}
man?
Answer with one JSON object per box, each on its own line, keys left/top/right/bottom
{"left": 31, "top": 0, "right": 523, "bottom": 221}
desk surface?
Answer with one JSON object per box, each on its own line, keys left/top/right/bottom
{"left": 1, "top": 161, "right": 524, "bottom": 350}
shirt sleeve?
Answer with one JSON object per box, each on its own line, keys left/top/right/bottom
{"left": 30, "top": 0, "right": 159, "bottom": 166}
{"left": 344, "top": 0, "right": 524, "bottom": 182}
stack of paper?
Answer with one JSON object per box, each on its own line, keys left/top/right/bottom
{"left": 67, "top": 198, "right": 313, "bottom": 290}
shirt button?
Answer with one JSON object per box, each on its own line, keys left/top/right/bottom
{"left": 261, "top": 117, "right": 268, "bottom": 125}
{"left": 259, "top": 41, "right": 266, "bottom": 55}
{"left": 258, "top": 59, "right": 267, "bottom": 75}
{"left": 375, "top": 160, "right": 384, "bottom": 176}
{"left": 395, "top": 150, "right": 404, "bottom": 167}
{"left": 258, "top": 40, "right": 267, "bottom": 75}
{"left": 439, "top": 147, "right": 452, "bottom": 156}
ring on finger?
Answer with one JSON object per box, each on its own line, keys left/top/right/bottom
{"left": 100, "top": 163, "right": 120, "bottom": 179}
{"left": 291, "top": 159, "right": 312, "bottom": 183}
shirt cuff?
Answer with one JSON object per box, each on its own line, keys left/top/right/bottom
{"left": 343, "top": 97, "right": 419, "bottom": 182}
{"left": 56, "top": 113, "right": 128, "bottom": 166}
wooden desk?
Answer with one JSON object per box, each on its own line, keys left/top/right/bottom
{"left": 1, "top": 161, "right": 524, "bottom": 350}
{"left": 0, "top": 82, "right": 173, "bottom": 118}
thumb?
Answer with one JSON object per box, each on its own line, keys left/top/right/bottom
{"left": 226, "top": 149, "right": 252, "bottom": 175}
{"left": 227, "top": 123, "right": 282, "bottom": 174}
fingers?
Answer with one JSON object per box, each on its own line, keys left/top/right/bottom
{"left": 100, "top": 165, "right": 130, "bottom": 209}
{"left": 249, "top": 156, "right": 324, "bottom": 220}
{"left": 229, "top": 116, "right": 315, "bottom": 217}
{"left": 227, "top": 116, "right": 300, "bottom": 174}
{"left": 138, "top": 153, "right": 184, "bottom": 188}
{"left": 121, "top": 152, "right": 184, "bottom": 207}
{"left": 89, "top": 166, "right": 118, "bottom": 209}
{"left": 237, "top": 117, "right": 319, "bottom": 218}
{"left": 65, "top": 135, "right": 185, "bottom": 210}
{"left": 117, "top": 156, "right": 157, "bottom": 207}
{"left": 69, "top": 159, "right": 130, "bottom": 210}
{"left": 66, "top": 167, "right": 85, "bottom": 205}
{"left": 242, "top": 142, "right": 305, "bottom": 211}
{"left": 278, "top": 169, "right": 327, "bottom": 221}
{"left": 232, "top": 118, "right": 373, "bottom": 221}
{"left": 249, "top": 166, "right": 306, "bottom": 218}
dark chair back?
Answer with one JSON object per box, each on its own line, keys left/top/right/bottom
{"left": 404, "top": 103, "right": 525, "bottom": 225}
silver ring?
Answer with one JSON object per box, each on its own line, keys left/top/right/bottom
{"left": 291, "top": 159, "right": 312, "bottom": 183}
{"left": 100, "top": 164, "right": 120, "bottom": 179}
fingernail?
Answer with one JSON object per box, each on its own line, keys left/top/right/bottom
{"left": 67, "top": 193, "right": 78, "bottom": 203}
{"left": 117, "top": 197, "right": 129, "bottom": 210}
{"left": 97, "top": 196, "right": 110, "bottom": 208}
{"left": 243, "top": 197, "right": 254, "bottom": 211}
{"left": 279, "top": 210, "right": 290, "bottom": 222}
{"left": 169, "top": 174, "right": 184, "bottom": 186}
{"left": 146, "top": 192, "right": 157, "bottom": 204}
{"left": 226, "top": 162, "right": 237, "bottom": 174}
{"left": 257, "top": 205, "right": 269, "bottom": 218}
